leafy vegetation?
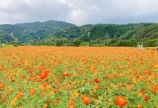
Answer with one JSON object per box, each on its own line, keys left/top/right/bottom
{"left": 0, "top": 20, "right": 75, "bottom": 44}
{"left": 43, "top": 22, "right": 158, "bottom": 47}
{"left": 0, "top": 21, "right": 158, "bottom": 47}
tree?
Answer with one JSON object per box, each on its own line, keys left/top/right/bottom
{"left": 144, "top": 39, "right": 157, "bottom": 47}
{"left": 69, "top": 39, "right": 82, "bottom": 46}
{"left": 130, "top": 38, "right": 137, "bottom": 47}
{"left": 55, "top": 39, "right": 63, "bottom": 46}
{"left": 109, "top": 38, "right": 118, "bottom": 46}
{"left": 118, "top": 40, "right": 132, "bottom": 46}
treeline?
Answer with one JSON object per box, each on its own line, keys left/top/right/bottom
{"left": 32, "top": 38, "right": 156, "bottom": 47}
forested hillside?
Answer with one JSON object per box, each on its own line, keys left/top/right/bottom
{"left": 43, "top": 23, "right": 158, "bottom": 47}
{"left": 0, "top": 20, "right": 158, "bottom": 47}
{"left": 0, "top": 20, "right": 75, "bottom": 43}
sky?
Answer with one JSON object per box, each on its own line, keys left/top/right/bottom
{"left": 0, "top": 0, "right": 158, "bottom": 26}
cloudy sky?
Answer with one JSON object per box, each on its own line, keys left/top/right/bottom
{"left": 0, "top": 0, "right": 158, "bottom": 26}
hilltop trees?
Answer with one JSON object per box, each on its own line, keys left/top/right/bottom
{"left": 0, "top": 21, "right": 157, "bottom": 47}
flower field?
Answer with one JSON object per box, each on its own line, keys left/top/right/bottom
{"left": 0, "top": 46, "right": 158, "bottom": 108}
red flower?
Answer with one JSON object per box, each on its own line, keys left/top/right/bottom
{"left": 94, "top": 77, "right": 100, "bottom": 83}
{"left": 81, "top": 96, "right": 90, "bottom": 105}
{"left": 39, "top": 71, "right": 48, "bottom": 80}
{"left": 115, "top": 96, "right": 127, "bottom": 107}
{"left": 62, "top": 72, "right": 69, "bottom": 78}
{"left": 144, "top": 96, "right": 149, "bottom": 102}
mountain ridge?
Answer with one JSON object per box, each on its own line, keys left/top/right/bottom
{"left": 0, "top": 20, "right": 75, "bottom": 43}
{"left": 0, "top": 20, "right": 158, "bottom": 47}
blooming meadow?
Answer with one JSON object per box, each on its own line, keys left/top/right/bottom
{"left": 0, "top": 46, "right": 158, "bottom": 108}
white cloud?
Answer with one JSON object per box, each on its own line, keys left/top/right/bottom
{"left": 58, "top": 0, "right": 67, "bottom": 4}
{"left": 0, "top": 0, "right": 158, "bottom": 25}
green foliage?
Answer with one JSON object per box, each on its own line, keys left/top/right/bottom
{"left": 0, "top": 43, "right": 14, "bottom": 47}
{"left": 118, "top": 40, "right": 132, "bottom": 46}
{"left": 44, "top": 22, "right": 157, "bottom": 47}
{"left": 9, "top": 41, "right": 21, "bottom": 47}
{"left": 0, "top": 21, "right": 158, "bottom": 47}
{"left": 92, "top": 44, "right": 104, "bottom": 47}
{"left": 42, "top": 40, "right": 55, "bottom": 46}
{"left": 0, "top": 20, "right": 75, "bottom": 43}
{"left": 130, "top": 38, "right": 137, "bottom": 47}
{"left": 144, "top": 39, "right": 157, "bottom": 47}
{"left": 69, "top": 39, "right": 82, "bottom": 46}
{"left": 79, "top": 42, "right": 89, "bottom": 46}
{"left": 0, "top": 29, "right": 15, "bottom": 43}
{"left": 109, "top": 38, "right": 119, "bottom": 46}
{"left": 55, "top": 39, "right": 63, "bottom": 46}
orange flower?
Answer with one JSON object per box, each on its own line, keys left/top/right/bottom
{"left": 138, "top": 90, "right": 145, "bottom": 97}
{"left": 1, "top": 97, "right": 7, "bottom": 102}
{"left": 68, "top": 99, "right": 75, "bottom": 105}
{"left": 47, "top": 99, "right": 52, "bottom": 103}
{"left": 71, "top": 91, "right": 79, "bottom": 98}
{"left": 81, "top": 96, "right": 90, "bottom": 105}
{"left": 154, "top": 84, "right": 158, "bottom": 89}
{"left": 151, "top": 88, "right": 157, "bottom": 94}
{"left": 137, "top": 104, "right": 143, "bottom": 108}
{"left": 38, "top": 83, "right": 52, "bottom": 90}
{"left": 113, "top": 72, "right": 118, "bottom": 78}
{"left": 29, "top": 70, "right": 33, "bottom": 75}
{"left": 154, "top": 64, "right": 158, "bottom": 68}
{"left": 39, "top": 71, "right": 48, "bottom": 80}
{"left": 10, "top": 97, "right": 17, "bottom": 107}
{"left": 132, "top": 78, "right": 137, "bottom": 84}
{"left": 126, "top": 84, "right": 131, "bottom": 91}
{"left": 115, "top": 96, "right": 127, "bottom": 107}
{"left": 43, "top": 103, "right": 48, "bottom": 108}
{"left": 39, "top": 66, "right": 44, "bottom": 71}
{"left": 0, "top": 83, "right": 5, "bottom": 88}
{"left": 54, "top": 99, "right": 60, "bottom": 105}
{"left": 20, "top": 75, "right": 25, "bottom": 80}
{"left": 116, "top": 82, "right": 122, "bottom": 89}
{"left": 29, "top": 88, "right": 36, "bottom": 95}
{"left": 36, "top": 78, "right": 41, "bottom": 82}
{"left": 93, "top": 86, "right": 102, "bottom": 90}
{"left": 41, "top": 92, "right": 45, "bottom": 98}
{"left": 68, "top": 105, "right": 75, "bottom": 108}
{"left": 16, "top": 91, "right": 23, "bottom": 99}
{"left": 65, "top": 84, "right": 72, "bottom": 91}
